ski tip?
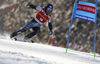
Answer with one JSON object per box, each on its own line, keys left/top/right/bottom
{"left": 29, "top": 40, "right": 34, "bottom": 43}
{"left": 14, "top": 38, "right": 17, "bottom": 41}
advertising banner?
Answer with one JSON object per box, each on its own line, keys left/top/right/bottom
{"left": 73, "top": 1, "right": 96, "bottom": 23}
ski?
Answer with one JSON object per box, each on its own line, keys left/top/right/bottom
{"left": 12, "top": 37, "right": 34, "bottom": 43}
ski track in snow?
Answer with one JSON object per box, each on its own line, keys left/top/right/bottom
{"left": 0, "top": 50, "right": 55, "bottom": 64}
{"left": 0, "top": 39, "right": 100, "bottom": 64}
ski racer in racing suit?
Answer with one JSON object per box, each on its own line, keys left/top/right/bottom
{"left": 10, "top": 3, "right": 53, "bottom": 41}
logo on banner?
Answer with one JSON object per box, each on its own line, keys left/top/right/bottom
{"left": 77, "top": 4, "right": 95, "bottom": 14}
{"left": 75, "top": 14, "right": 94, "bottom": 21}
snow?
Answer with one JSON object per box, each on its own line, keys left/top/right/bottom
{"left": 0, "top": 39, "right": 100, "bottom": 64}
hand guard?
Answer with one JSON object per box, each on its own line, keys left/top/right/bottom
{"left": 25, "top": 3, "right": 30, "bottom": 7}
{"left": 50, "top": 31, "right": 53, "bottom": 35}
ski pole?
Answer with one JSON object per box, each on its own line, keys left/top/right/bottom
{"left": 3, "top": 6, "right": 18, "bottom": 10}
{"left": 47, "top": 35, "right": 51, "bottom": 45}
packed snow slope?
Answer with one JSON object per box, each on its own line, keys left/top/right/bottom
{"left": 0, "top": 39, "right": 100, "bottom": 64}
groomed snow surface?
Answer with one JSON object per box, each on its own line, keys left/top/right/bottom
{"left": 0, "top": 39, "right": 100, "bottom": 64}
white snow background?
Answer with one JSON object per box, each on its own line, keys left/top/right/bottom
{"left": 0, "top": 38, "right": 100, "bottom": 64}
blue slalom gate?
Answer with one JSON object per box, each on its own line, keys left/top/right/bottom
{"left": 66, "top": 0, "right": 97, "bottom": 57}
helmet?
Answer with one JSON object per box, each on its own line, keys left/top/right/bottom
{"left": 46, "top": 3, "right": 53, "bottom": 10}
{"left": 45, "top": 3, "right": 53, "bottom": 15}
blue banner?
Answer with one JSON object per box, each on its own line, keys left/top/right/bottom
{"left": 73, "top": 1, "right": 96, "bottom": 23}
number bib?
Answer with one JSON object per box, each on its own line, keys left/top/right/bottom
{"left": 35, "top": 8, "right": 51, "bottom": 25}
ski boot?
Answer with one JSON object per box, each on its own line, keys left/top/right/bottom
{"left": 23, "top": 37, "right": 28, "bottom": 42}
{"left": 23, "top": 37, "right": 34, "bottom": 43}
{"left": 10, "top": 32, "right": 18, "bottom": 38}
{"left": 29, "top": 40, "right": 34, "bottom": 43}
{"left": 10, "top": 30, "right": 22, "bottom": 38}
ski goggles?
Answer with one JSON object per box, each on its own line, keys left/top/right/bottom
{"left": 47, "top": 8, "right": 52, "bottom": 11}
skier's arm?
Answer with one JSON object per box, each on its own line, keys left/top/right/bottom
{"left": 49, "top": 23, "right": 52, "bottom": 31}
{"left": 27, "top": 4, "right": 42, "bottom": 11}
{"left": 48, "top": 21, "right": 53, "bottom": 35}
{"left": 48, "top": 18, "right": 52, "bottom": 32}
{"left": 29, "top": 4, "right": 36, "bottom": 9}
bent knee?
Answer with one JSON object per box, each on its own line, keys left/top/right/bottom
{"left": 35, "top": 29, "right": 40, "bottom": 33}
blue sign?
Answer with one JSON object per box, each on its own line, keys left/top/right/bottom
{"left": 73, "top": 1, "right": 96, "bottom": 23}
{"left": 66, "top": 0, "right": 97, "bottom": 57}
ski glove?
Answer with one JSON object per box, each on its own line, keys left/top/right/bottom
{"left": 50, "top": 31, "right": 53, "bottom": 35}
{"left": 25, "top": 3, "right": 30, "bottom": 7}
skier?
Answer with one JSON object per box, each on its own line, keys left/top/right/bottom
{"left": 10, "top": 3, "right": 53, "bottom": 41}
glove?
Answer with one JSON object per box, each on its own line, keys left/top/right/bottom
{"left": 25, "top": 3, "right": 30, "bottom": 7}
{"left": 50, "top": 31, "right": 53, "bottom": 35}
